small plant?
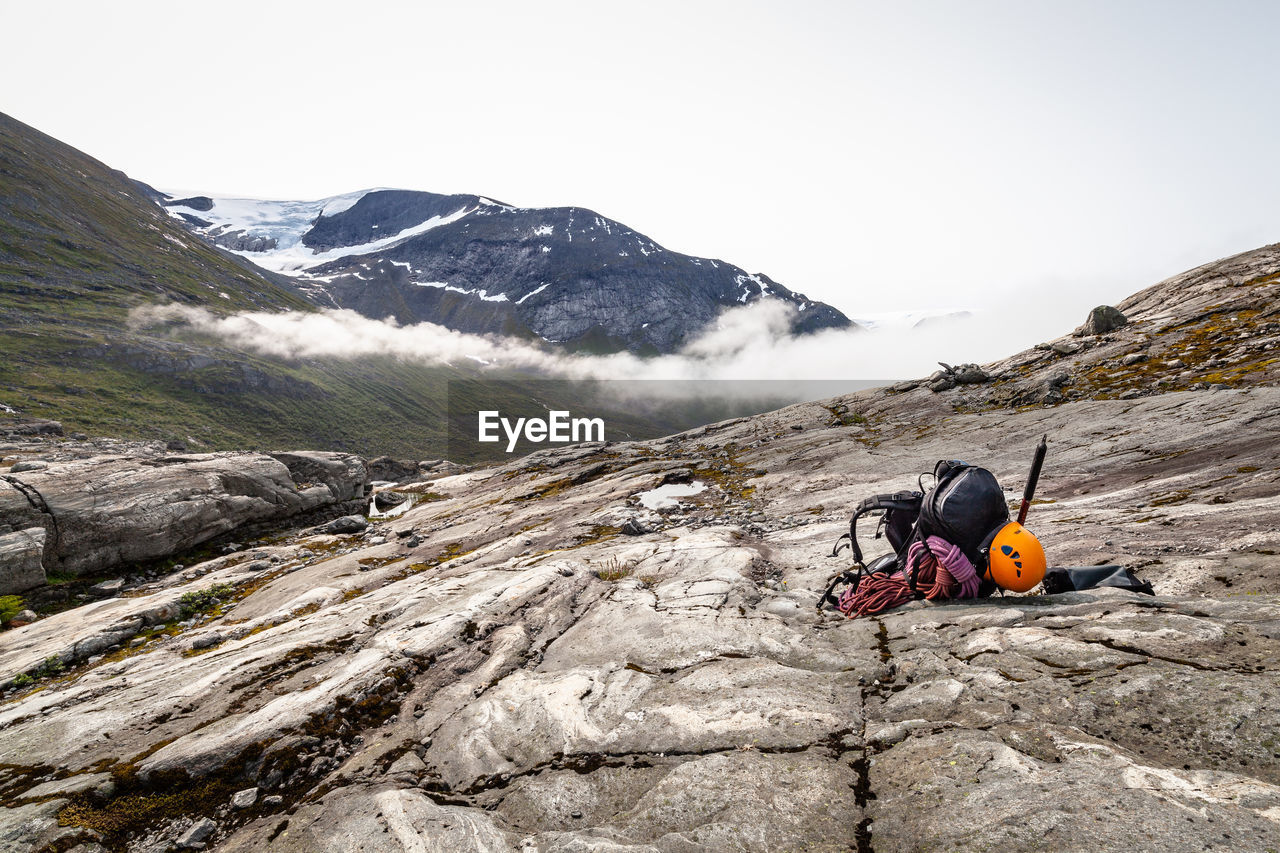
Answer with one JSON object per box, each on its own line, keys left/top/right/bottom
{"left": 0, "top": 595, "right": 25, "bottom": 625}
{"left": 178, "top": 583, "right": 234, "bottom": 618}
{"left": 11, "top": 672, "right": 34, "bottom": 688}
{"left": 36, "top": 655, "right": 65, "bottom": 678}
{"left": 637, "top": 575, "right": 661, "bottom": 589}
{"left": 593, "top": 556, "right": 636, "bottom": 582}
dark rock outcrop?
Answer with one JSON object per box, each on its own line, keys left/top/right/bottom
{"left": 1079, "top": 303, "right": 1128, "bottom": 335}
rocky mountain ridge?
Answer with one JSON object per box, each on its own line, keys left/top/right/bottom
{"left": 0, "top": 242, "right": 1277, "bottom": 851}
{"left": 162, "top": 188, "right": 854, "bottom": 354}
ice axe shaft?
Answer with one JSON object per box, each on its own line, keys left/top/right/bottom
{"left": 1017, "top": 434, "right": 1048, "bottom": 526}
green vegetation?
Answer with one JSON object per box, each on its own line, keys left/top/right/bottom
{"left": 0, "top": 595, "right": 24, "bottom": 624}
{"left": 36, "top": 655, "right": 65, "bottom": 678}
{"left": 178, "top": 584, "right": 235, "bottom": 618}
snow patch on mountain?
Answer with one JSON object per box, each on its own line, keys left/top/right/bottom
{"left": 163, "top": 192, "right": 476, "bottom": 276}
{"left": 412, "top": 281, "right": 510, "bottom": 302}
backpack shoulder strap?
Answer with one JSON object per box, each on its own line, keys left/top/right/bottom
{"left": 831, "top": 491, "right": 922, "bottom": 561}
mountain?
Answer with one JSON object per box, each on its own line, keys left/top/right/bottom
{"left": 0, "top": 113, "right": 855, "bottom": 456}
{"left": 162, "top": 188, "right": 855, "bottom": 354}
{"left": 1, "top": 242, "right": 1277, "bottom": 851}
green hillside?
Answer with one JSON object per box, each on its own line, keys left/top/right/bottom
{"left": 0, "top": 111, "right": 463, "bottom": 456}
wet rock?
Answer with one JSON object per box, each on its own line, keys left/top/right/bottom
{"left": 373, "top": 490, "right": 408, "bottom": 511}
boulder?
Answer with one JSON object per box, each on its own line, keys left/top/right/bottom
{"left": 373, "top": 491, "right": 408, "bottom": 511}
{"left": 1080, "top": 304, "right": 1128, "bottom": 335}
{"left": 366, "top": 456, "right": 420, "bottom": 483}
{"left": 0, "top": 527, "right": 46, "bottom": 593}
{"left": 325, "top": 515, "right": 369, "bottom": 535}
{"left": 952, "top": 364, "right": 989, "bottom": 384}
{"left": 0, "top": 452, "right": 369, "bottom": 588}
{"left": 0, "top": 419, "right": 62, "bottom": 437}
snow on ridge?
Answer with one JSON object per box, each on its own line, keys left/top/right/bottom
{"left": 516, "top": 282, "right": 551, "bottom": 304}
{"left": 412, "top": 281, "right": 510, "bottom": 302}
{"left": 734, "top": 272, "right": 772, "bottom": 301}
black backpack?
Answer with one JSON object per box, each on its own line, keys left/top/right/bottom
{"left": 821, "top": 460, "right": 1010, "bottom": 609}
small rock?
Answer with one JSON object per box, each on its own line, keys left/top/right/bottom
{"left": 764, "top": 598, "right": 800, "bottom": 617}
{"left": 1119, "top": 389, "right": 1142, "bottom": 400}
{"left": 325, "top": 516, "right": 369, "bottom": 535}
{"left": 404, "top": 536, "right": 422, "bottom": 548}
{"left": 262, "top": 795, "right": 283, "bottom": 807}
{"left": 177, "top": 817, "right": 216, "bottom": 848}
{"left": 1121, "top": 352, "right": 1147, "bottom": 366}
{"left": 928, "top": 376, "right": 956, "bottom": 393}
{"left": 246, "top": 560, "right": 271, "bottom": 572}
{"left": 190, "top": 632, "right": 223, "bottom": 651}
{"left": 88, "top": 578, "right": 124, "bottom": 597}
{"left": 558, "top": 567, "right": 575, "bottom": 577}
{"left": 231, "top": 787, "right": 258, "bottom": 809}
{"left": 8, "top": 609, "right": 38, "bottom": 627}
{"left": 1166, "top": 359, "right": 1186, "bottom": 369}
{"left": 1050, "top": 340, "right": 1081, "bottom": 355}
{"left": 621, "top": 518, "right": 651, "bottom": 536}
{"left": 9, "top": 460, "right": 49, "bottom": 473}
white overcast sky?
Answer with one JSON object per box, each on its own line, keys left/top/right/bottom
{"left": 4, "top": 0, "right": 1279, "bottom": 358}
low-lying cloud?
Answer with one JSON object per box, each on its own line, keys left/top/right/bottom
{"left": 130, "top": 300, "right": 1024, "bottom": 384}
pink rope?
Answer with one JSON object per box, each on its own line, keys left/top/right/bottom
{"left": 906, "top": 536, "right": 980, "bottom": 600}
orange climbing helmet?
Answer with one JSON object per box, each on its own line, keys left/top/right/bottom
{"left": 985, "top": 522, "right": 1046, "bottom": 592}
